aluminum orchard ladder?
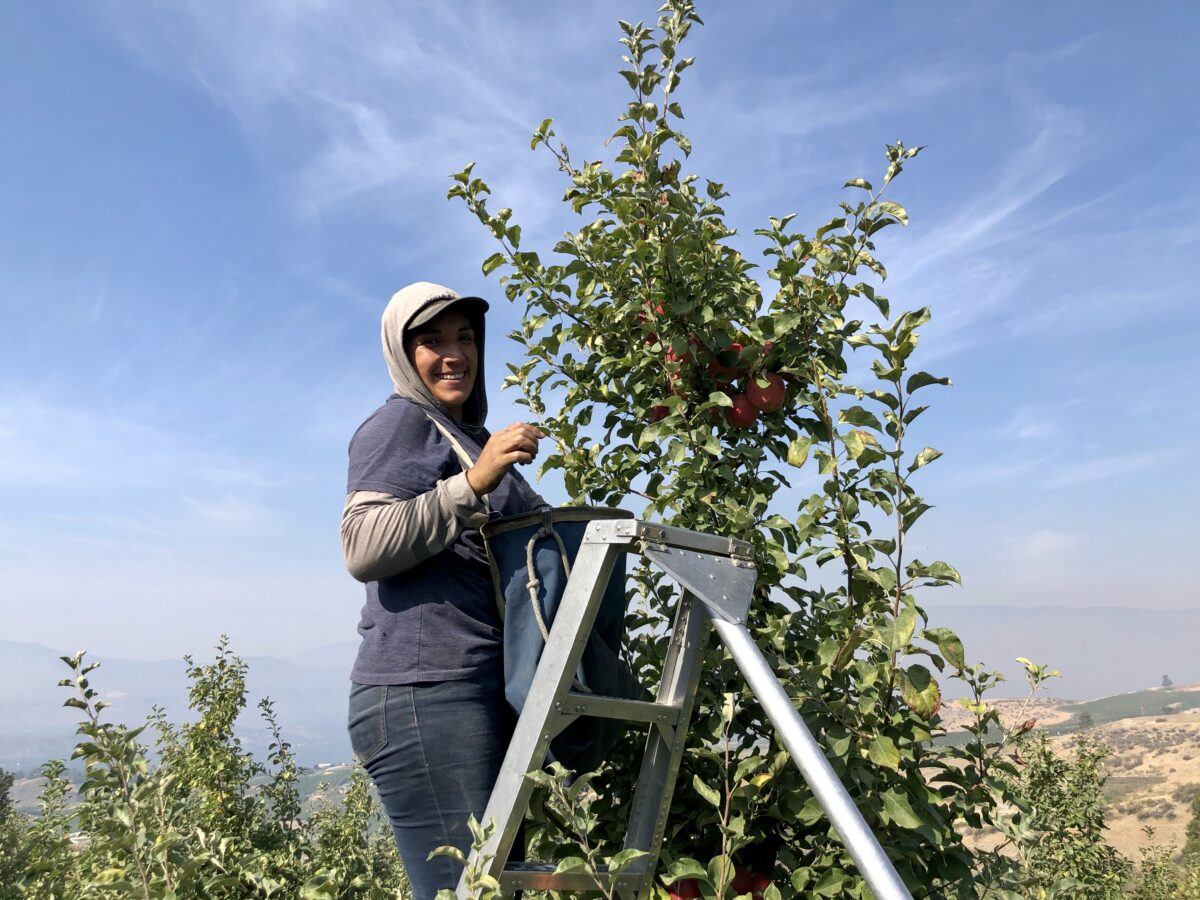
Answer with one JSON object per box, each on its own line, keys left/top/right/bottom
{"left": 457, "top": 517, "right": 913, "bottom": 900}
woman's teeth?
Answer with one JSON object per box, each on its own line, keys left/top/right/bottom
{"left": 437, "top": 373, "right": 465, "bottom": 382}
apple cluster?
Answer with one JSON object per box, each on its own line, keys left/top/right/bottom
{"left": 638, "top": 300, "right": 787, "bottom": 428}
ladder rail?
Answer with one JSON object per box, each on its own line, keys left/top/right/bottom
{"left": 457, "top": 537, "right": 624, "bottom": 897}
{"left": 620, "top": 591, "right": 711, "bottom": 898}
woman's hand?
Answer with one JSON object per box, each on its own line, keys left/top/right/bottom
{"left": 466, "top": 422, "right": 545, "bottom": 497}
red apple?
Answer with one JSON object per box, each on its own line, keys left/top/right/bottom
{"left": 665, "top": 346, "right": 693, "bottom": 366}
{"left": 731, "top": 865, "right": 754, "bottom": 896}
{"left": 668, "top": 878, "right": 702, "bottom": 900}
{"left": 707, "top": 342, "right": 745, "bottom": 383}
{"left": 746, "top": 371, "right": 786, "bottom": 413}
{"left": 726, "top": 394, "right": 758, "bottom": 428}
{"left": 651, "top": 405, "right": 669, "bottom": 423}
{"left": 706, "top": 360, "right": 734, "bottom": 383}
{"left": 750, "top": 872, "right": 771, "bottom": 899}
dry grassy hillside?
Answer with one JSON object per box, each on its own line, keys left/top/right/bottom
{"left": 1064, "top": 705, "right": 1200, "bottom": 856}
{"left": 947, "top": 685, "right": 1200, "bottom": 860}
{"left": 938, "top": 696, "right": 1074, "bottom": 733}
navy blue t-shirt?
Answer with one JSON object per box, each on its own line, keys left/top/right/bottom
{"left": 347, "top": 396, "right": 542, "bottom": 684}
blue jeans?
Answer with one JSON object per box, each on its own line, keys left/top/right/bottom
{"left": 347, "top": 678, "right": 519, "bottom": 900}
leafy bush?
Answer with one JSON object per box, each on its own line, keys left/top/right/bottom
{"left": 5, "top": 640, "right": 409, "bottom": 899}
{"left": 1006, "top": 733, "right": 1130, "bottom": 898}
{"left": 1186, "top": 782, "right": 1200, "bottom": 861}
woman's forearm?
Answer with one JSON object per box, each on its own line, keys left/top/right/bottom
{"left": 341, "top": 473, "right": 489, "bottom": 582}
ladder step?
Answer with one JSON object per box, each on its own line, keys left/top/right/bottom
{"left": 500, "top": 860, "right": 646, "bottom": 892}
{"left": 560, "top": 692, "right": 682, "bottom": 726}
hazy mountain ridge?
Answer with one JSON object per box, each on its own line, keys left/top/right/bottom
{"left": 0, "top": 638, "right": 358, "bottom": 771}
{"left": 932, "top": 605, "right": 1200, "bottom": 700}
{"left": 2, "top": 605, "right": 1196, "bottom": 771}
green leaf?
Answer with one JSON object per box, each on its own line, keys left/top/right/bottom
{"left": 900, "top": 664, "right": 941, "bottom": 721}
{"left": 880, "top": 787, "right": 924, "bottom": 829}
{"left": 608, "top": 848, "right": 649, "bottom": 875}
{"left": 908, "top": 447, "right": 942, "bottom": 472}
{"left": 663, "top": 858, "right": 709, "bottom": 885}
{"left": 813, "top": 867, "right": 847, "bottom": 897}
{"left": 843, "top": 178, "right": 873, "bottom": 191}
{"left": 909, "top": 559, "right": 961, "bottom": 585}
{"left": 832, "top": 632, "right": 866, "bottom": 670}
{"left": 868, "top": 735, "right": 901, "bottom": 771}
{"left": 838, "top": 406, "right": 882, "bottom": 430}
{"left": 842, "top": 430, "right": 865, "bottom": 460}
{"left": 787, "top": 436, "right": 812, "bottom": 467}
{"left": 692, "top": 774, "right": 721, "bottom": 807}
{"left": 481, "top": 252, "right": 505, "bottom": 276}
{"left": 922, "top": 626, "right": 966, "bottom": 670}
{"left": 888, "top": 604, "right": 917, "bottom": 653}
{"left": 872, "top": 200, "right": 909, "bottom": 226}
{"left": 114, "top": 805, "right": 135, "bottom": 829}
{"left": 906, "top": 371, "right": 951, "bottom": 393}
{"left": 530, "top": 117, "right": 554, "bottom": 149}
{"left": 555, "top": 857, "right": 590, "bottom": 875}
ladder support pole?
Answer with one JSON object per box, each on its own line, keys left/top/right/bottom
{"left": 710, "top": 619, "right": 914, "bottom": 900}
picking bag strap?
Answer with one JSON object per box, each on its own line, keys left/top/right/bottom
{"left": 422, "top": 411, "right": 490, "bottom": 515}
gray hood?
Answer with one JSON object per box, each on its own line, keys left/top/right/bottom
{"left": 381, "top": 281, "right": 489, "bottom": 427}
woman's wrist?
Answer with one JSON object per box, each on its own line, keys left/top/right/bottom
{"left": 466, "top": 468, "right": 486, "bottom": 498}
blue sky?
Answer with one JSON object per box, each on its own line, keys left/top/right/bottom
{"left": 1, "top": 2, "right": 1197, "bottom": 661}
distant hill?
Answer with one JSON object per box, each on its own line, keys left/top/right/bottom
{"left": 0, "top": 638, "right": 358, "bottom": 772}
{"left": 929, "top": 605, "right": 1200, "bottom": 700}
{"left": 3, "top": 605, "right": 1196, "bottom": 771}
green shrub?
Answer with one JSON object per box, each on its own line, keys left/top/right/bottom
{"left": 1007, "top": 733, "right": 1130, "bottom": 898}
{"left": 9, "top": 640, "right": 409, "bottom": 899}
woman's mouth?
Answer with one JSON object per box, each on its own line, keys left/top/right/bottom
{"left": 435, "top": 372, "right": 467, "bottom": 384}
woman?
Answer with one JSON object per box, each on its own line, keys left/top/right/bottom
{"left": 341, "top": 281, "right": 546, "bottom": 898}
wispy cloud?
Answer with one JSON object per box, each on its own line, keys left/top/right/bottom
{"left": 894, "top": 98, "right": 1089, "bottom": 286}
{"left": 100, "top": 1, "right": 597, "bottom": 230}
{"left": 0, "top": 387, "right": 286, "bottom": 556}
{"left": 998, "top": 399, "right": 1091, "bottom": 443}
{"left": 1002, "top": 528, "right": 1085, "bottom": 565}
{"left": 182, "top": 495, "right": 280, "bottom": 535}
{"left": 1046, "top": 450, "right": 1171, "bottom": 489}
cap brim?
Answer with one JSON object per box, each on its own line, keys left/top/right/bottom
{"left": 409, "top": 295, "right": 490, "bottom": 329}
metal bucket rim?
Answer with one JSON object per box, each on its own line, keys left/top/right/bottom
{"left": 481, "top": 505, "right": 634, "bottom": 541}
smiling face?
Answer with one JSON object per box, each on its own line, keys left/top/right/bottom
{"left": 405, "top": 309, "right": 479, "bottom": 420}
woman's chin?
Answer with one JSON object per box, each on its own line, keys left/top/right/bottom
{"left": 435, "top": 387, "right": 470, "bottom": 407}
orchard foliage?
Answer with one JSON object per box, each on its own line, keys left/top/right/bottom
{"left": 448, "top": 1, "right": 1046, "bottom": 896}
{"left": 1, "top": 641, "right": 408, "bottom": 899}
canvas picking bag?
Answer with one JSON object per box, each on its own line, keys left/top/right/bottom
{"left": 482, "top": 505, "right": 644, "bottom": 772}
{"left": 424, "top": 413, "right": 643, "bottom": 772}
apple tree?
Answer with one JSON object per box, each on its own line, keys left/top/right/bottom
{"left": 449, "top": 2, "right": 1032, "bottom": 896}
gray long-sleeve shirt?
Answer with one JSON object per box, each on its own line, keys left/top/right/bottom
{"left": 340, "top": 475, "right": 490, "bottom": 583}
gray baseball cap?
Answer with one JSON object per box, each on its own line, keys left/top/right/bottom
{"left": 402, "top": 282, "right": 490, "bottom": 330}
